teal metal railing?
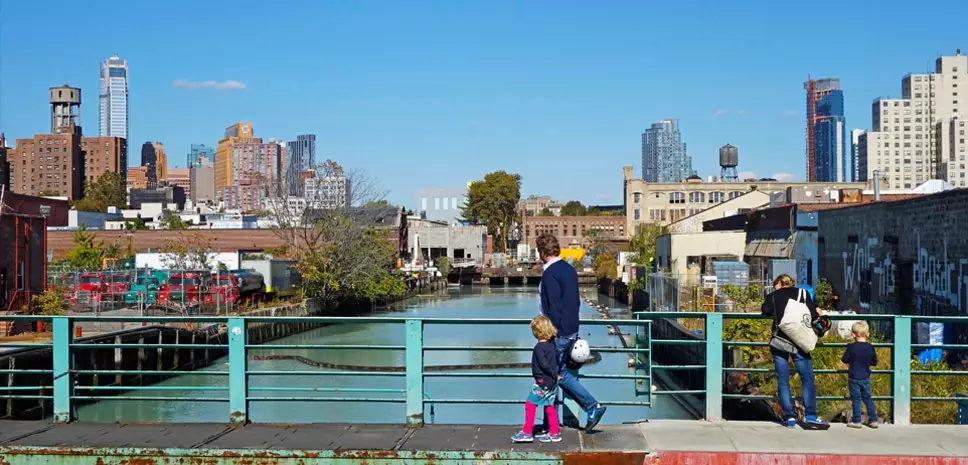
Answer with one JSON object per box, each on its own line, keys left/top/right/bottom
{"left": 0, "top": 315, "right": 652, "bottom": 425}
{"left": 636, "top": 311, "right": 968, "bottom": 425}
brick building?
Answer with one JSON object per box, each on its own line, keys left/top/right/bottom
{"left": 10, "top": 133, "right": 84, "bottom": 199}
{"left": 522, "top": 215, "right": 626, "bottom": 250}
{"left": 127, "top": 166, "right": 148, "bottom": 190}
{"left": 0, "top": 193, "right": 59, "bottom": 312}
{"left": 80, "top": 136, "right": 127, "bottom": 185}
{"left": 164, "top": 168, "right": 190, "bottom": 199}
{"left": 0, "top": 135, "right": 9, "bottom": 191}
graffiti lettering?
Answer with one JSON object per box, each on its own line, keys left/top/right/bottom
{"left": 912, "top": 231, "right": 968, "bottom": 314}
{"left": 842, "top": 237, "right": 896, "bottom": 310}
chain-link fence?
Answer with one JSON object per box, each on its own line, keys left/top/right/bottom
{"left": 647, "top": 272, "right": 771, "bottom": 314}
{"left": 45, "top": 266, "right": 287, "bottom": 324}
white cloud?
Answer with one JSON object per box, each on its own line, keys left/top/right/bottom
{"left": 736, "top": 171, "right": 757, "bottom": 180}
{"left": 712, "top": 109, "right": 727, "bottom": 118}
{"left": 172, "top": 79, "right": 247, "bottom": 90}
{"left": 771, "top": 172, "right": 798, "bottom": 181}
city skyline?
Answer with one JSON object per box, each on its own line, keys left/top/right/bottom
{"left": 98, "top": 55, "right": 128, "bottom": 140}
{"left": 1, "top": 1, "right": 966, "bottom": 205}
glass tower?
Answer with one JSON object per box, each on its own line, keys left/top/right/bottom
{"left": 641, "top": 119, "right": 694, "bottom": 182}
{"left": 188, "top": 144, "right": 215, "bottom": 167}
{"left": 807, "top": 78, "right": 849, "bottom": 182}
{"left": 99, "top": 55, "right": 128, "bottom": 140}
{"left": 286, "top": 134, "right": 316, "bottom": 196}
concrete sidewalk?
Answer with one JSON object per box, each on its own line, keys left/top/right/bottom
{"left": 1, "top": 420, "right": 966, "bottom": 464}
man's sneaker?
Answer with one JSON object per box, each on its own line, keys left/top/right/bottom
{"left": 511, "top": 431, "right": 534, "bottom": 443}
{"left": 784, "top": 417, "right": 798, "bottom": 429}
{"left": 802, "top": 416, "right": 830, "bottom": 431}
{"left": 867, "top": 420, "right": 880, "bottom": 429}
{"left": 538, "top": 433, "right": 562, "bottom": 443}
{"left": 847, "top": 422, "right": 862, "bottom": 429}
{"left": 585, "top": 405, "right": 607, "bottom": 432}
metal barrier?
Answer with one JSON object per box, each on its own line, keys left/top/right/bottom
{"left": 0, "top": 315, "right": 652, "bottom": 425}
{"left": 637, "top": 311, "right": 968, "bottom": 425}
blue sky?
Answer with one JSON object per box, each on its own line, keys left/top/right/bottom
{"left": 1, "top": 1, "right": 966, "bottom": 207}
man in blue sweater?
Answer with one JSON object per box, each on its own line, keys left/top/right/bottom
{"left": 536, "top": 234, "right": 607, "bottom": 432}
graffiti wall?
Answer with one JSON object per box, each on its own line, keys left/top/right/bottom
{"left": 819, "top": 190, "right": 968, "bottom": 317}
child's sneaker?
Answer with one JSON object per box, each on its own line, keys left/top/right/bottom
{"left": 847, "top": 422, "right": 862, "bottom": 429}
{"left": 538, "top": 433, "right": 562, "bottom": 443}
{"left": 867, "top": 420, "right": 879, "bottom": 429}
{"left": 783, "top": 417, "right": 798, "bottom": 429}
{"left": 511, "top": 431, "right": 534, "bottom": 443}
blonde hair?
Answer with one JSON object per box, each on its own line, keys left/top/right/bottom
{"left": 531, "top": 315, "right": 557, "bottom": 341}
{"left": 773, "top": 274, "right": 796, "bottom": 288}
{"left": 852, "top": 321, "right": 870, "bottom": 338}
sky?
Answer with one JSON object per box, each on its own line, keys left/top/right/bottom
{"left": 1, "top": 0, "right": 966, "bottom": 208}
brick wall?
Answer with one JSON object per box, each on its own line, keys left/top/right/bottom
{"left": 819, "top": 189, "right": 968, "bottom": 318}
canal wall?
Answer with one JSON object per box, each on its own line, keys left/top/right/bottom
{"left": 0, "top": 278, "right": 446, "bottom": 420}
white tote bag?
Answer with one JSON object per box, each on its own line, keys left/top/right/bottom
{"left": 777, "top": 289, "right": 818, "bottom": 353}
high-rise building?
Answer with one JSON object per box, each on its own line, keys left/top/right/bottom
{"left": 49, "top": 85, "right": 82, "bottom": 135}
{"left": 188, "top": 144, "right": 214, "bottom": 167}
{"left": 304, "top": 175, "right": 351, "bottom": 209}
{"left": 851, "top": 129, "right": 866, "bottom": 182}
{"left": 0, "top": 134, "right": 9, "bottom": 191}
{"left": 286, "top": 134, "right": 316, "bottom": 195}
{"left": 641, "top": 119, "right": 694, "bottom": 182}
{"left": 805, "top": 78, "right": 848, "bottom": 182}
{"left": 154, "top": 142, "right": 167, "bottom": 181}
{"left": 98, "top": 55, "right": 128, "bottom": 140}
{"left": 164, "top": 168, "right": 190, "bottom": 199}
{"left": 223, "top": 184, "right": 264, "bottom": 212}
{"left": 140, "top": 142, "right": 157, "bottom": 187}
{"left": 10, "top": 133, "right": 84, "bottom": 199}
{"left": 80, "top": 137, "right": 127, "bottom": 185}
{"left": 214, "top": 123, "right": 281, "bottom": 197}
{"left": 862, "top": 51, "right": 968, "bottom": 189}
{"left": 190, "top": 156, "right": 215, "bottom": 203}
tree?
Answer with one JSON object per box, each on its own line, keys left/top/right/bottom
{"left": 160, "top": 231, "right": 215, "bottom": 270}
{"left": 74, "top": 172, "right": 127, "bottom": 212}
{"left": 30, "top": 288, "right": 67, "bottom": 316}
{"left": 63, "top": 226, "right": 105, "bottom": 270}
{"left": 436, "top": 256, "right": 451, "bottom": 276}
{"left": 159, "top": 214, "right": 191, "bottom": 230}
{"left": 263, "top": 160, "right": 405, "bottom": 305}
{"left": 461, "top": 171, "right": 521, "bottom": 252}
{"left": 124, "top": 217, "right": 148, "bottom": 230}
{"left": 627, "top": 224, "right": 667, "bottom": 268}
{"left": 592, "top": 253, "right": 618, "bottom": 279}
{"left": 538, "top": 207, "right": 554, "bottom": 216}
{"left": 560, "top": 201, "right": 587, "bottom": 216}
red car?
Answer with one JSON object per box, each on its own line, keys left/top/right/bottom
{"left": 75, "top": 273, "right": 108, "bottom": 306}
{"left": 158, "top": 273, "right": 205, "bottom": 306}
{"left": 204, "top": 274, "right": 240, "bottom": 305}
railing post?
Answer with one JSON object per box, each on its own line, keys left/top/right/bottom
{"left": 52, "top": 317, "right": 74, "bottom": 423}
{"left": 405, "top": 319, "right": 424, "bottom": 426}
{"left": 892, "top": 315, "right": 912, "bottom": 426}
{"left": 705, "top": 313, "right": 723, "bottom": 421}
{"left": 228, "top": 317, "right": 248, "bottom": 424}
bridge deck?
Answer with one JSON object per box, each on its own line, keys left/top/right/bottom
{"left": 1, "top": 420, "right": 966, "bottom": 464}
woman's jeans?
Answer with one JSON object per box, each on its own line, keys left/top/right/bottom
{"left": 771, "top": 347, "right": 817, "bottom": 419}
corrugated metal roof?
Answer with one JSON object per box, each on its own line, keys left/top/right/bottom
{"left": 745, "top": 233, "right": 796, "bottom": 258}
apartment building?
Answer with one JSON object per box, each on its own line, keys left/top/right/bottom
{"left": 215, "top": 123, "right": 281, "bottom": 197}
{"left": 860, "top": 51, "right": 968, "bottom": 188}
{"left": 80, "top": 137, "right": 127, "bottom": 185}
{"left": 10, "top": 133, "right": 84, "bottom": 199}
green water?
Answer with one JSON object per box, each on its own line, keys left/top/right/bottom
{"left": 76, "top": 287, "right": 695, "bottom": 424}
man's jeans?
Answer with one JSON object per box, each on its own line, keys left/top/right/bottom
{"left": 848, "top": 378, "right": 878, "bottom": 423}
{"left": 771, "top": 347, "right": 817, "bottom": 419}
{"left": 555, "top": 335, "right": 597, "bottom": 412}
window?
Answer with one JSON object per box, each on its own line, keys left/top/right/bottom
{"left": 728, "top": 191, "right": 743, "bottom": 200}
{"left": 669, "top": 192, "right": 685, "bottom": 204}
{"left": 451, "top": 197, "right": 458, "bottom": 209}
{"left": 633, "top": 192, "right": 641, "bottom": 203}
{"left": 433, "top": 197, "right": 440, "bottom": 210}
{"left": 688, "top": 192, "right": 705, "bottom": 203}
{"left": 709, "top": 192, "right": 724, "bottom": 203}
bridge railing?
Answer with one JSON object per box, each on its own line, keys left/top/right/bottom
{"left": 636, "top": 311, "right": 968, "bottom": 425}
{"left": 0, "top": 315, "right": 652, "bottom": 425}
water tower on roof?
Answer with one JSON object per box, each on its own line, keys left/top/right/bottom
{"left": 719, "top": 144, "right": 738, "bottom": 182}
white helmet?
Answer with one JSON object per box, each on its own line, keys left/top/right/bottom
{"left": 570, "top": 338, "right": 592, "bottom": 364}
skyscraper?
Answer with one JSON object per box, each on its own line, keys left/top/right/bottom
{"left": 641, "top": 119, "right": 694, "bottom": 182}
{"left": 141, "top": 142, "right": 157, "bottom": 187}
{"left": 99, "top": 55, "right": 128, "bottom": 140}
{"left": 154, "top": 142, "right": 168, "bottom": 181}
{"left": 188, "top": 144, "right": 215, "bottom": 167}
{"left": 851, "top": 129, "right": 866, "bottom": 182}
{"left": 805, "top": 78, "right": 848, "bottom": 182}
{"left": 286, "top": 134, "right": 316, "bottom": 195}
{"left": 862, "top": 51, "right": 968, "bottom": 189}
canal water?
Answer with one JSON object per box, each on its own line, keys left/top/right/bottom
{"left": 76, "top": 287, "right": 694, "bottom": 424}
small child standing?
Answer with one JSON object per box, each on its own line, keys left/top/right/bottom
{"left": 842, "top": 321, "right": 879, "bottom": 429}
{"left": 512, "top": 315, "right": 562, "bottom": 443}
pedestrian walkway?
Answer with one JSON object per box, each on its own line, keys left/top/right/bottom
{"left": 1, "top": 420, "right": 966, "bottom": 464}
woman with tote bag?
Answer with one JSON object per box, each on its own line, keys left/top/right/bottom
{"left": 761, "top": 274, "right": 830, "bottom": 430}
